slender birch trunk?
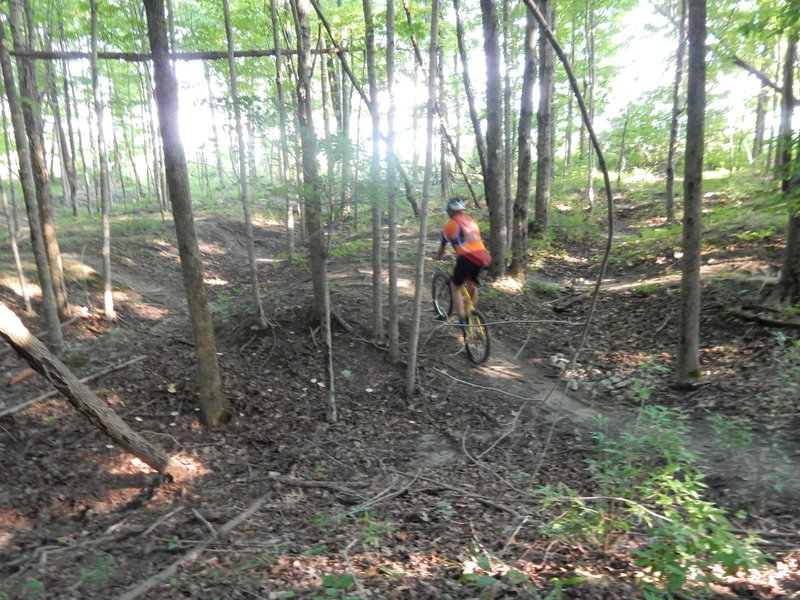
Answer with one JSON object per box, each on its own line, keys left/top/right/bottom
{"left": 405, "top": 0, "right": 439, "bottom": 397}
{"left": 223, "top": 0, "right": 267, "bottom": 328}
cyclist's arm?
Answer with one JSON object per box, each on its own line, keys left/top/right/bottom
{"left": 434, "top": 232, "right": 448, "bottom": 259}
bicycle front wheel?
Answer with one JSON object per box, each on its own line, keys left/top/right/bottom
{"left": 463, "top": 308, "right": 490, "bottom": 364}
{"left": 432, "top": 271, "right": 452, "bottom": 319}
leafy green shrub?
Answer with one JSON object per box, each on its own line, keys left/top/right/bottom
{"left": 329, "top": 237, "right": 371, "bottom": 259}
{"left": 539, "top": 406, "right": 764, "bottom": 594}
{"left": 0, "top": 576, "right": 45, "bottom": 600}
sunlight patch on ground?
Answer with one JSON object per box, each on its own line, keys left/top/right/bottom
{"left": 601, "top": 256, "right": 776, "bottom": 294}
{"left": 477, "top": 361, "right": 522, "bottom": 381}
{"left": 396, "top": 277, "right": 414, "bottom": 294}
{"left": 0, "top": 273, "right": 40, "bottom": 297}
{"left": 492, "top": 276, "right": 524, "bottom": 293}
{"left": 197, "top": 241, "right": 226, "bottom": 255}
{"left": 168, "top": 452, "right": 212, "bottom": 481}
{"left": 0, "top": 508, "right": 33, "bottom": 549}
{"left": 129, "top": 302, "right": 170, "bottom": 320}
{"left": 204, "top": 277, "right": 229, "bottom": 286}
{"left": 255, "top": 257, "right": 287, "bottom": 264}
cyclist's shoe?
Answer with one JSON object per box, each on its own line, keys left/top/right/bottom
{"left": 456, "top": 317, "right": 467, "bottom": 327}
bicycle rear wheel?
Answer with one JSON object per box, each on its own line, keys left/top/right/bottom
{"left": 463, "top": 308, "right": 490, "bottom": 364}
{"left": 432, "top": 271, "right": 452, "bottom": 319}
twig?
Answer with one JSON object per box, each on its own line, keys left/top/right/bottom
{"left": 341, "top": 539, "right": 367, "bottom": 598}
{"left": 432, "top": 367, "right": 534, "bottom": 401}
{"left": 390, "top": 469, "right": 525, "bottom": 520}
{"left": 143, "top": 507, "right": 184, "bottom": 535}
{"left": 191, "top": 508, "right": 218, "bottom": 538}
{"left": 0, "top": 355, "right": 148, "bottom": 418}
{"left": 119, "top": 492, "right": 272, "bottom": 600}
{"left": 268, "top": 472, "right": 370, "bottom": 499}
{"left": 351, "top": 472, "right": 419, "bottom": 514}
{"left": 729, "top": 308, "right": 800, "bottom": 329}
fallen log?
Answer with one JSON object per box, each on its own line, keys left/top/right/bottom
{"left": 0, "top": 301, "right": 178, "bottom": 478}
{"left": 729, "top": 307, "right": 800, "bottom": 329}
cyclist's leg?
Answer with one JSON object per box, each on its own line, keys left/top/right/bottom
{"left": 452, "top": 256, "right": 471, "bottom": 320}
{"left": 465, "top": 263, "right": 482, "bottom": 307}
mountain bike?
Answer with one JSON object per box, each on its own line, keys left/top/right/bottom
{"left": 431, "top": 270, "right": 490, "bottom": 364}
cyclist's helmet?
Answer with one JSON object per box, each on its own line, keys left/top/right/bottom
{"left": 445, "top": 197, "right": 466, "bottom": 213}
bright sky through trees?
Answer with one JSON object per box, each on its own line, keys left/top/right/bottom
{"left": 160, "top": 2, "right": 766, "bottom": 175}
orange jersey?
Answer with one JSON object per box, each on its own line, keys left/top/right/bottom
{"left": 441, "top": 214, "right": 491, "bottom": 266}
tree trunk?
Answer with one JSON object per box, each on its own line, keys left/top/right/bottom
{"left": 0, "top": 164, "right": 32, "bottom": 314}
{"left": 270, "top": 0, "right": 295, "bottom": 256}
{"left": 453, "top": 0, "right": 487, "bottom": 179}
{"left": 585, "top": 0, "right": 596, "bottom": 211}
{"left": 510, "top": 9, "right": 537, "bottom": 277}
{"left": 772, "top": 35, "right": 799, "bottom": 306}
{"left": 202, "top": 64, "right": 226, "bottom": 186}
{"left": 143, "top": 0, "right": 230, "bottom": 426}
{"left": 564, "top": 10, "right": 576, "bottom": 167}
{"left": 292, "top": 0, "right": 337, "bottom": 424}
{"left": 362, "top": 0, "right": 384, "bottom": 340}
{"left": 753, "top": 82, "right": 768, "bottom": 162}
{"left": 676, "top": 0, "right": 706, "bottom": 385}
{"left": 58, "top": 27, "right": 81, "bottom": 216}
{"left": 223, "top": 0, "right": 267, "bottom": 328}
{"left": 8, "top": 0, "right": 71, "bottom": 321}
{"left": 0, "top": 301, "right": 178, "bottom": 477}
{"left": 533, "top": 0, "right": 554, "bottom": 234}
{"left": 91, "top": 0, "right": 116, "bottom": 320}
{"left": 386, "top": 0, "right": 400, "bottom": 364}
{"left": 480, "top": 0, "right": 507, "bottom": 277}
{"left": 46, "top": 63, "right": 78, "bottom": 217}
{"left": 405, "top": 0, "right": 439, "bottom": 397}
{"left": 502, "top": 0, "right": 513, "bottom": 248}
{"left": 665, "top": 0, "right": 687, "bottom": 223}
{"left": 0, "top": 17, "right": 63, "bottom": 349}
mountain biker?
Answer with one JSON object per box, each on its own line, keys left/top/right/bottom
{"left": 433, "top": 197, "right": 492, "bottom": 324}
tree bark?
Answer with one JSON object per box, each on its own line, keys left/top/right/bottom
{"left": 0, "top": 162, "right": 31, "bottom": 313}
{"left": 143, "top": 0, "right": 230, "bottom": 426}
{"left": 453, "top": 0, "right": 487, "bottom": 179}
{"left": 10, "top": 48, "right": 341, "bottom": 62}
{"left": 773, "top": 35, "right": 799, "bottom": 306}
{"left": 223, "top": 0, "right": 267, "bottom": 328}
{"left": 91, "top": 0, "right": 116, "bottom": 320}
{"left": 362, "top": 0, "right": 383, "bottom": 340}
{"left": 0, "top": 16, "right": 63, "bottom": 349}
{"left": 270, "top": 0, "right": 295, "bottom": 256}
{"left": 386, "top": 0, "right": 400, "bottom": 364}
{"left": 481, "top": 0, "right": 507, "bottom": 277}
{"left": 291, "top": 0, "right": 337, "bottom": 423}
{"left": 676, "top": 0, "right": 706, "bottom": 385}
{"left": 533, "top": 0, "right": 554, "bottom": 234}
{"left": 8, "top": 0, "right": 71, "bottom": 321}
{"left": 46, "top": 62, "right": 78, "bottom": 217}
{"left": 510, "top": 8, "right": 537, "bottom": 277}
{"left": 405, "top": 0, "right": 439, "bottom": 397}
{"left": 0, "top": 301, "right": 177, "bottom": 477}
{"left": 502, "top": 0, "right": 513, "bottom": 248}
{"left": 665, "top": 0, "right": 687, "bottom": 223}
{"left": 584, "top": 0, "right": 596, "bottom": 210}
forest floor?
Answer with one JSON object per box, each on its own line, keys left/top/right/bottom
{"left": 1, "top": 197, "right": 799, "bottom": 599}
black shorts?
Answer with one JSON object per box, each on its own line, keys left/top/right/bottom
{"left": 452, "top": 255, "right": 483, "bottom": 286}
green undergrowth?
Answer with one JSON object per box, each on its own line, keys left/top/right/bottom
{"left": 538, "top": 405, "right": 766, "bottom": 597}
